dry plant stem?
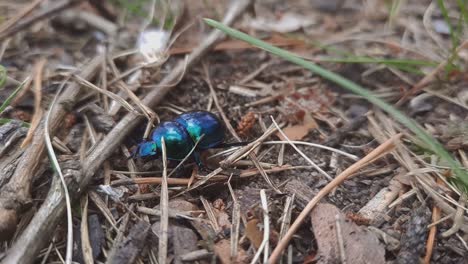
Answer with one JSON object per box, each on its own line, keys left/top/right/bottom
{"left": 21, "top": 58, "right": 46, "bottom": 148}
{"left": 159, "top": 138, "right": 169, "bottom": 264}
{"left": 441, "top": 193, "right": 466, "bottom": 237}
{"left": 268, "top": 133, "right": 403, "bottom": 263}
{"left": 0, "top": 0, "right": 83, "bottom": 40}
{"left": 111, "top": 165, "right": 305, "bottom": 186}
{"left": 251, "top": 189, "right": 269, "bottom": 264}
{"left": 227, "top": 178, "right": 240, "bottom": 260}
{"left": 0, "top": 56, "right": 102, "bottom": 243}
{"left": 0, "top": 0, "right": 43, "bottom": 35}
{"left": 424, "top": 204, "right": 440, "bottom": 264}
{"left": 80, "top": 195, "right": 94, "bottom": 264}
{"left": 2, "top": 1, "right": 252, "bottom": 263}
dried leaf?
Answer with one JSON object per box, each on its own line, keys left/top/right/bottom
{"left": 276, "top": 112, "right": 317, "bottom": 141}
{"left": 213, "top": 239, "right": 249, "bottom": 264}
{"left": 245, "top": 218, "right": 263, "bottom": 249}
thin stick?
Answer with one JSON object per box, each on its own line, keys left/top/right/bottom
{"left": 158, "top": 138, "right": 169, "bottom": 264}
{"left": 424, "top": 204, "right": 440, "bottom": 264}
{"left": 111, "top": 165, "right": 310, "bottom": 186}
{"left": 268, "top": 133, "right": 403, "bottom": 263}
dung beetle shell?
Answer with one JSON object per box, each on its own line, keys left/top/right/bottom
{"left": 174, "top": 111, "right": 225, "bottom": 150}
{"left": 136, "top": 110, "right": 225, "bottom": 162}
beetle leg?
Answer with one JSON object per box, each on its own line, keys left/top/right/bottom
{"left": 193, "top": 151, "right": 204, "bottom": 168}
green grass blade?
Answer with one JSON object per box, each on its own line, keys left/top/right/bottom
{"left": 204, "top": 18, "right": 468, "bottom": 190}
{"left": 0, "top": 65, "right": 6, "bottom": 89}
{"left": 0, "top": 79, "right": 27, "bottom": 114}
{"left": 0, "top": 118, "right": 30, "bottom": 127}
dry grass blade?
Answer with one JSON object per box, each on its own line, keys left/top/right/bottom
{"left": 158, "top": 137, "right": 169, "bottom": 264}
{"left": 112, "top": 165, "right": 312, "bottom": 187}
{"left": 43, "top": 66, "right": 73, "bottom": 264}
{"left": 424, "top": 202, "right": 441, "bottom": 264}
{"left": 200, "top": 196, "right": 220, "bottom": 232}
{"left": 264, "top": 141, "right": 358, "bottom": 160}
{"left": 21, "top": 58, "right": 46, "bottom": 148}
{"left": 227, "top": 176, "right": 241, "bottom": 260}
{"left": 74, "top": 74, "right": 140, "bottom": 115}
{"left": 80, "top": 194, "right": 94, "bottom": 264}
{"left": 441, "top": 193, "right": 466, "bottom": 237}
{"left": 220, "top": 124, "right": 278, "bottom": 167}
{"left": 88, "top": 191, "right": 118, "bottom": 231}
{"left": 269, "top": 133, "right": 403, "bottom": 263}
{"left": 271, "top": 116, "right": 333, "bottom": 181}
{"left": 0, "top": 0, "right": 43, "bottom": 35}
{"left": 251, "top": 189, "right": 270, "bottom": 264}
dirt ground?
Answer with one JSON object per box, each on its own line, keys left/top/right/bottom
{"left": 0, "top": 0, "right": 467, "bottom": 263}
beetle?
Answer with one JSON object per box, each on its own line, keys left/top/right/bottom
{"left": 135, "top": 110, "right": 226, "bottom": 166}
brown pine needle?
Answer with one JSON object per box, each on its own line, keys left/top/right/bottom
{"left": 424, "top": 205, "right": 440, "bottom": 264}
{"left": 21, "top": 58, "right": 46, "bottom": 148}
{"left": 268, "top": 133, "right": 403, "bottom": 263}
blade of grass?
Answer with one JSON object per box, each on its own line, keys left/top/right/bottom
{"left": 0, "top": 118, "right": 30, "bottom": 127}
{"left": 0, "top": 78, "right": 29, "bottom": 114}
{"left": 203, "top": 18, "right": 468, "bottom": 190}
{"left": 294, "top": 37, "right": 438, "bottom": 74}
{"left": 436, "top": 0, "right": 464, "bottom": 75}
{"left": 0, "top": 65, "right": 6, "bottom": 88}
{"left": 319, "top": 56, "right": 434, "bottom": 74}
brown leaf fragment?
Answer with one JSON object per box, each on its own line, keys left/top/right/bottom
{"left": 213, "top": 239, "right": 249, "bottom": 264}
{"left": 245, "top": 218, "right": 263, "bottom": 249}
{"left": 310, "top": 203, "right": 385, "bottom": 264}
{"left": 276, "top": 113, "right": 317, "bottom": 141}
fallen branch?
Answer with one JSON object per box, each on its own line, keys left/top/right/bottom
{"left": 0, "top": 56, "right": 102, "bottom": 242}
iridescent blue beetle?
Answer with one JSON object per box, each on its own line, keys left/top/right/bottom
{"left": 135, "top": 111, "right": 225, "bottom": 166}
